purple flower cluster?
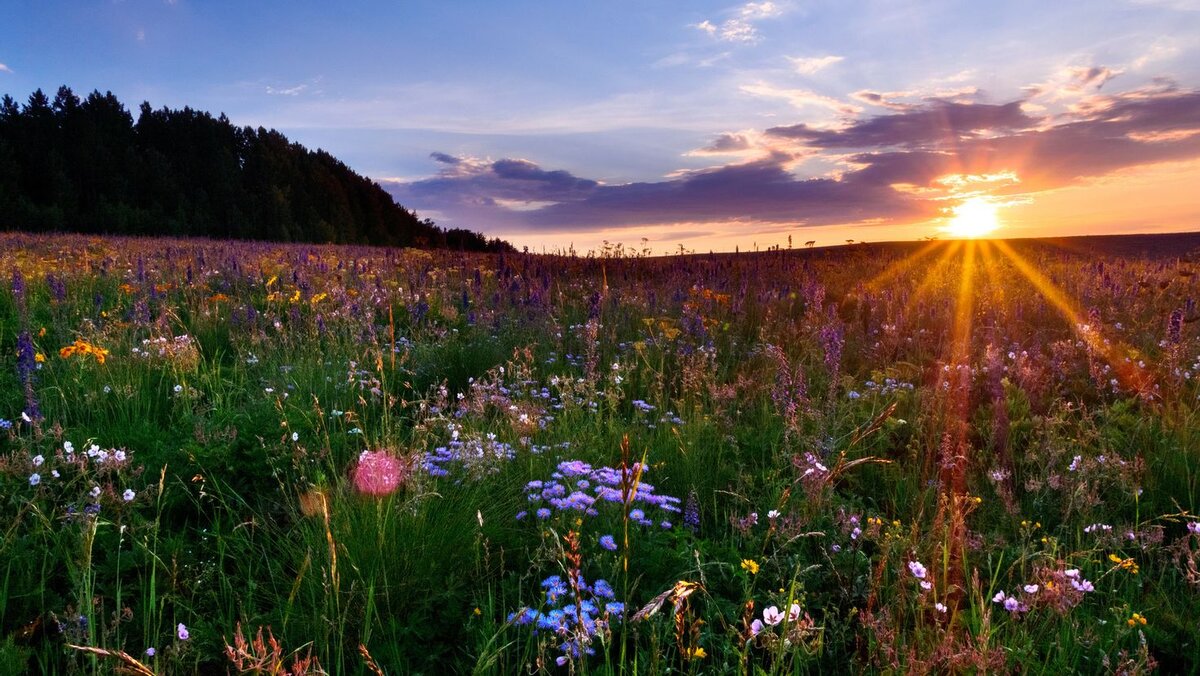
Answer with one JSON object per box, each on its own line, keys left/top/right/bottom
{"left": 423, "top": 432, "right": 515, "bottom": 480}
{"left": 515, "top": 460, "right": 681, "bottom": 527}
{"left": 508, "top": 574, "right": 624, "bottom": 666}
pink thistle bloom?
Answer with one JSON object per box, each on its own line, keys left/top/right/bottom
{"left": 352, "top": 450, "right": 408, "bottom": 496}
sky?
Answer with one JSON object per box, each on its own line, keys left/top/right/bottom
{"left": 2, "top": 1, "right": 1199, "bottom": 253}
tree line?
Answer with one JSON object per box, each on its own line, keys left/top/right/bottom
{"left": 0, "top": 86, "right": 512, "bottom": 252}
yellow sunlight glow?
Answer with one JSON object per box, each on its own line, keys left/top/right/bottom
{"left": 944, "top": 197, "right": 1001, "bottom": 238}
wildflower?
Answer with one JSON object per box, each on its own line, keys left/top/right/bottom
{"left": 90, "top": 485, "right": 101, "bottom": 498}
{"left": 767, "top": 509, "right": 780, "bottom": 519}
{"left": 684, "top": 646, "right": 707, "bottom": 660}
{"left": 750, "top": 619, "right": 764, "bottom": 635}
{"left": 123, "top": 489, "right": 135, "bottom": 502}
{"left": 1003, "top": 597, "right": 1020, "bottom": 612}
{"left": 145, "top": 648, "right": 156, "bottom": 657}
{"left": 177, "top": 623, "right": 189, "bottom": 640}
{"left": 536, "top": 508, "right": 552, "bottom": 520}
{"left": 1071, "top": 578, "right": 1095, "bottom": 592}
{"left": 762, "top": 606, "right": 784, "bottom": 626}
{"left": 114, "top": 450, "right": 126, "bottom": 462}
{"left": 740, "top": 559, "right": 759, "bottom": 575}
{"left": 935, "top": 602, "right": 947, "bottom": 613}
{"left": 992, "top": 591, "right": 1006, "bottom": 603}
{"left": 920, "top": 581, "right": 932, "bottom": 590}
{"left": 1188, "top": 522, "right": 1200, "bottom": 534}
{"left": 291, "top": 432, "right": 299, "bottom": 441}
{"left": 1127, "top": 612, "right": 1147, "bottom": 627}
{"left": 599, "top": 534, "right": 617, "bottom": 551}
{"left": 351, "top": 450, "right": 408, "bottom": 496}
{"left": 908, "top": 560, "right": 927, "bottom": 579}
{"left": 788, "top": 603, "right": 802, "bottom": 622}
{"left": 32, "top": 454, "right": 44, "bottom": 467}
{"left": 29, "top": 473, "right": 40, "bottom": 486}
{"left": 1023, "top": 584, "right": 1039, "bottom": 594}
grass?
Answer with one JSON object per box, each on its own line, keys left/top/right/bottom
{"left": 0, "top": 231, "right": 1198, "bottom": 673}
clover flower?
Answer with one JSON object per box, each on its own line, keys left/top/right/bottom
{"left": 352, "top": 450, "right": 408, "bottom": 496}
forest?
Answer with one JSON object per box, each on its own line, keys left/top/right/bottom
{"left": 0, "top": 86, "right": 511, "bottom": 252}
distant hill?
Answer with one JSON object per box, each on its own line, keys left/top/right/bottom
{"left": 0, "top": 86, "right": 512, "bottom": 252}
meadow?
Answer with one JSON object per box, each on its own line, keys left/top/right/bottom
{"left": 1, "top": 231, "right": 1198, "bottom": 674}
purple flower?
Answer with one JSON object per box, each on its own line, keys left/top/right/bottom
{"left": 908, "top": 560, "right": 927, "bottom": 579}
{"left": 599, "top": 534, "right": 617, "bottom": 551}
{"left": 177, "top": 623, "right": 189, "bottom": 640}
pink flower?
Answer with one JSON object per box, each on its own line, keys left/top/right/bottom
{"left": 762, "top": 606, "right": 784, "bottom": 626}
{"left": 352, "top": 450, "right": 408, "bottom": 496}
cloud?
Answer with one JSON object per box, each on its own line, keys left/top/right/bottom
{"left": 382, "top": 85, "right": 1200, "bottom": 237}
{"left": 693, "top": 1, "right": 786, "bottom": 44}
{"left": 0, "top": 63, "right": 12, "bottom": 74}
{"left": 266, "top": 84, "right": 309, "bottom": 96}
{"left": 740, "top": 82, "right": 862, "bottom": 116}
{"left": 694, "top": 132, "right": 754, "bottom": 154}
{"left": 788, "top": 55, "right": 844, "bottom": 75}
{"left": 1024, "top": 65, "right": 1124, "bottom": 102}
{"left": 767, "top": 101, "right": 1035, "bottom": 148}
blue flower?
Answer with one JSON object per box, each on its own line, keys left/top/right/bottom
{"left": 599, "top": 534, "right": 617, "bottom": 551}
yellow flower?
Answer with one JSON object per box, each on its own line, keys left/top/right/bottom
{"left": 740, "top": 559, "right": 759, "bottom": 575}
{"left": 34, "top": 352, "right": 45, "bottom": 363}
{"left": 684, "top": 646, "right": 707, "bottom": 660}
{"left": 473, "top": 607, "right": 482, "bottom": 616}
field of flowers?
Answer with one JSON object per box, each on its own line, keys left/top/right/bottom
{"left": 1, "top": 231, "right": 1199, "bottom": 674}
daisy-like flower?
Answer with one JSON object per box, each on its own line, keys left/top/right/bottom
{"left": 599, "top": 534, "right": 617, "bottom": 551}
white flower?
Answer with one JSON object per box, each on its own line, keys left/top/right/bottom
{"left": 123, "top": 489, "right": 135, "bottom": 502}
{"left": 935, "top": 602, "right": 947, "bottom": 613}
{"left": 291, "top": 432, "right": 299, "bottom": 442}
{"left": 767, "top": 509, "right": 780, "bottom": 519}
{"left": 114, "top": 450, "right": 126, "bottom": 462}
{"left": 90, "top": 485, "right": 101, "bottom": 498}
{"left": 788, "top": 603, "right": 802, "bottom": 622}
{"left": 1023, "top": 584, "right": 1039, "bottom": 594}
{"left": 29, "top": 473, "right": 40, "bottom": 486}
{"left": 992, "top": 591, "right": 1006, "bottom": 603}
{"left": 174, "top": 384, "right": 183, "bottom": 393}
{"left": 32, "top": 454, "right": 44, "bottom": 467}
{"left": 63, "top": 441, "right": 74, "bottom": 454}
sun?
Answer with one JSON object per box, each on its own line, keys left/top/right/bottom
{"left": 944, "top": 197, "right": 1002, "bottom": 238}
